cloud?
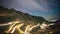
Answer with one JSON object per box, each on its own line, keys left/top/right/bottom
{"left": 0, "top": 0, "right": 49, "bottom": 12}
{"left": 20, "top": 0, "right": 47, "bottom": 11}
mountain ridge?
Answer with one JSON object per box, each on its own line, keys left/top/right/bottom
{"left": 0, "top": 6, "right": 48, "bottom": 24}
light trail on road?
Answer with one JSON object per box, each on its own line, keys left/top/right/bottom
{"left": 0, "top": 21, "right": 55, "bottom": 34}
{"left": 0, "top": 21, "right": 20, "bottom": 26}
{"left": 40, "top": 23, "right": 55, "bottom": 29}
{"left": 29, "top": 23, "right": 40, "bottom": 31}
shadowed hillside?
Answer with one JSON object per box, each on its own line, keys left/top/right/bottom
{"left": 0, "top": 6, "right": 48, "bottom": 34}
{"left": 0, "top": 6, "right": 60, "bottom": 34}
{"left": 0, "top": 6, "right": 47, "bottom": 24}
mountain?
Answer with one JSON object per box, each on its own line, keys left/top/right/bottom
{"left": 0, "top": 6, "right": 48, "bottom": 24}
{"left": 0, "top": 6, "right": 60, "bottom": 34}
{"left": 0, "top": 6, "right": 48, "bottom": 34}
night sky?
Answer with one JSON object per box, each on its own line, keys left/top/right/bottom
{"left": 0, "top": 0, "right": 60, "bottom": 21}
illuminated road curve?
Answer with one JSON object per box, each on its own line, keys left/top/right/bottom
{"left": 0, "top": 21, "right": 20, "bottom": 26}
{"left": 0, "top": 21, "right": 55, "bottom": 34}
